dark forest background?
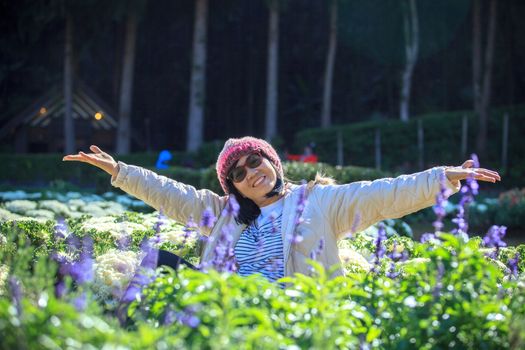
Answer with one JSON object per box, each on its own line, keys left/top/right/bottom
{"left": 1, "top": 0, "right": 524, "bottom": 153}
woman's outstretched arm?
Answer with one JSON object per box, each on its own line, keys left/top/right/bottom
{"left": 312, "top": 159, "right": 500, "bottom": 240}
{"left": 63, "top": 145, "right": 225, "bottom": 234}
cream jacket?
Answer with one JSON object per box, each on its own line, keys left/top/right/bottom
{"left": 111, "top": 162, "right": 460, "bottom": 277}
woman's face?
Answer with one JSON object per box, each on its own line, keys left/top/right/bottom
{"left": 231, "top": 154, "right": 278, "bottom": 205}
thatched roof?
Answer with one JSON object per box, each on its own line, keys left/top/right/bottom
{"left": 0, "top": 81, "right": 118, "bottom": 140}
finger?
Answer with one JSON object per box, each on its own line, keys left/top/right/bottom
{"left": 461, "top": 160, "right": 474, "bottom": 169}
{"left": 476, "top": 168, "right": 501, "bottom": 180}
{"left": 90, "top": 145, "right": 113, "bottom": 160}
{"left": 78, "top": 151, "right": 100, "bottom": 164}
{"left": 63, "top": 154, "right": 85, "bottom": 161}
{"left": 473, "top": 173, "right": 497, "bottom": 183}
{"left": 90, "top": 145, "right": 103, "bottom": 154}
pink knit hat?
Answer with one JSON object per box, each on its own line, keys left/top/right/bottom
{"left": 216, "top": 136, "right": 284, "bottom": 194}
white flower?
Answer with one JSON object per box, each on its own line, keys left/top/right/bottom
{"left": 80, "top": 217, "right": 148, "bottom": 240}
{"left": 4, "top": 200, "right": 37, "bottom": 215}
{"left": 93, "top": 249, "right": 140, "bottom": 299}
{"left": 0, "top": 207, "right": 23, "bottom": 221}
{"left": 403, "top": 295, "right": 418, "bottom": 308}
{"left": 67, "top": 199, "right": 86, "bottom": 212}
{"left": 80, "top": 201, "right": 125, "bottom": 217}
{"left": 0, "top": 264, "right": 8, "bottom": 296}
{"left": 24, "top": 209, "right": 56, "bottom": 220}
{"left": 0, "top": 233, "right": 6, "bottom": 246}
{"left": 39, "top": 200, "right": 71, "bottom": 217}
{"left": 159, "top": 229, "right": 196, "bottom": 245}
{"left": 339, "top": 247, "right": 371, "bottom": 272}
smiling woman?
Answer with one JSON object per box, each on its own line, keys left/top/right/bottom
{"left": 63, "top": 136, "right": 501, "bottom": 281}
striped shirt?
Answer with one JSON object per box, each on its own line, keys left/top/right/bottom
{"left": 234, "top": 198, "right": 284, "bottom": 282}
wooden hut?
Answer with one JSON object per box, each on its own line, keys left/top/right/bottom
{"left": 0, "top": 81, "right": 121, "bottom": 153}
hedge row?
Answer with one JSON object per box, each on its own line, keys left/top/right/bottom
{"left": 295, "top": 106, "right": 525, "bottom": 187}
{"left": 1, "top": 154, "right": 392, "bottom": 194}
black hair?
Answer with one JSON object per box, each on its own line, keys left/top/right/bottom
{"left": 226, "top": 176, "right": 284, "bottom": 226}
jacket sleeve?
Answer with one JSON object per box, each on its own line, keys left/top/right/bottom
{"left": 111, "top": 161, "right": 225, "bottom": 234}
{"left": 312, "top": 166, "right": 461, "bottom": 240}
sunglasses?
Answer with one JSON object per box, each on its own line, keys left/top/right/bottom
{"left": 228, "top": 153, "right": 263, "bottom": 183}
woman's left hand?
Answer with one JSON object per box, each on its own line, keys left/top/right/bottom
{"left": 445, "top": 160, "right": 501, "bottom": 187}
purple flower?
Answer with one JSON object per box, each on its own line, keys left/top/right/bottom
{"left": 54, "top": 219, "right": 70, "bottom": 240}
{"left": 153, "top": 210, "right": 166, "bottom": 234}
{"left": 70, "top": 258, "right": 94, "bottom": 285}
{"left": 55, "top": 281, "right": 67, "bottom": 299}
{"left": 182, "top": 216, "right": 198, "bottom": 246}
{"left": 177, "top": 305, "right": 201, "bottom": 328}
{"left": 73, "top": 292, "right": 87, "bottom": 311}
{"left": 200, "top": 207, "right": 217, "bottom": 229}
{"left": 371, "top": 223, "right": 387, "bottom": 273}
{"left": 483, "top": 225, "right": 507, "bottom": 259}
{"left": 309, "top": 238, "right": 325, "bottom": 261}
{"left": 164, "top": 308, "right": 177, "bottom": 326}
{"left": 119, "top": 236, "right": 159, "bottom": 308}
{"left": 287, "top": 183, "right": 308, "bottom": 245}
{"left": 387, "top": 241, "right": 408, "bottom": 262}
{"left": 211, "top": 196, "right": 240, "bottom": 273}
{"left": 223, "top": 195, "right": 240, "bottom": 218}
{"left": 385, "top": 263, "right": 399, "bottom": 279}
{"left": 452, "top": 153, "right": 480, "bottom": 236}
{"left": 420, "top": 232, "right": 436, "bottom": 243}
{"left": 211, "top": 224, "right": 237, "bottom": 273}
{"left": 69, "top": 236, "right": 94, "bottom": 285}
{"left": 432, "top": 261, "right": 445, "bottom": 299}
{"left": 66, "top": 233, "right": 81, "bottom": 252}
{"left": 507, "top": 253, "right": 520, "bottom": 277}
{"left": 116, "top": 233, "right": 131, "bottom": 251}
{"left": 139, "top": 236, "right": 159, "bottom": 270}
{"left": 385, "top": 241, "right": 407, "bottom": 279}
{"left": 433, "top": 173, "right": 452, "bottom": 232}
{"left": 8, "top": 276, "right": 22, "bottom": 315}
{"left": 375, "top": 224, "right": 387, "bottom": 258}
{"left": 121, "top": 283, "right": 142, "bottom": 303}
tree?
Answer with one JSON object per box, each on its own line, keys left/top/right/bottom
{"left": 473, "top": 0, "right": 497, "bottom": 154}
{"left": 115, "top": 12, "right": 138, "bottom": 155}
{"left": 399, "top": 0, "right": 419, "bottom": 122}
{"left": 186, "top": 0, "right": 209, "bottom": 152}
{"left": 63, "top": 10, "right": 75, "bottom": 154}
{"left": 264, "top": 0, "right": 279, "bottom": 141}
{"left": 320, "top": 0, "right": 338, "bottom": 128}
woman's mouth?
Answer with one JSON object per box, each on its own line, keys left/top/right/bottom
{"left": 253, "top": 176, "right": 265, "bottom": 187}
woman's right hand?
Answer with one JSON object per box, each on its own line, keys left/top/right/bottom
{"left": 63, "top": 145, "right": 119, "bottom": 178}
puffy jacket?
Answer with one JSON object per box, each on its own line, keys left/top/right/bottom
{"left": 111, "top": 162, "right": 460, "bottom": 277}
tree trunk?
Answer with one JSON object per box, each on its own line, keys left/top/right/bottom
{"left": 321, "top": 0, "right": 338, "bottom": 128}
{"left": 265, "top": 0, "right": 279, "bottom": 141}
{"left": 186, "top": 0, "right": 208, "bottom": 152}
{"left": 116, "top": 13, "right": 138, "bottom": 155}
{"left": 63, "top": 13, "right": 75, "bottom": 154}
{"left": 472, "top": 0, "right": 482, "bottom": 117}
{"left": 476, "top": 0, "right": 497, "bottom": 154}
{"left": 399, "top": 0, "right": 419, "bottom": 122}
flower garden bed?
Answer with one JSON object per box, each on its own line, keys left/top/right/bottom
{"left": 0, "top": 188, "right": 524, "bottom": 349}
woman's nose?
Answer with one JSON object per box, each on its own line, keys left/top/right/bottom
{"left": 245, "top": 166, "right": 258, "bottom": 180}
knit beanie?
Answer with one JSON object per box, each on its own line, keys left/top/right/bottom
{"left": 216, "top": 136, "right": 284, "bottom": 194}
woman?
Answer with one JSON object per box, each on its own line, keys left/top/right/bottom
{"left": 63, "top": 136, "right": 500, "bottom": 280}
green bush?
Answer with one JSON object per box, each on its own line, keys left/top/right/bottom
{"left": 1, "top": 154, "right": 393, "bottom": 195}
{"left": 295, "top": 106, "right": 525, "bottom": 187}
{"left": 1, "top": 192, "right": 525, "bottom": 348}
